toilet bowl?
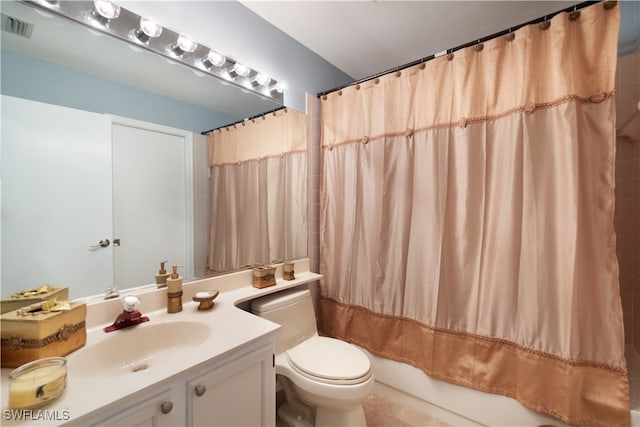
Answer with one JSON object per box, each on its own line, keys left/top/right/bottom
{"left": 251, "top": 288, "right": 374, "bottom": 427}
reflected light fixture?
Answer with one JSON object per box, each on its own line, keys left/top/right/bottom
{"left": 92, "top": 0, "right": 120, "bottom": 24}
{"left": 170, "top": 34, "right": 197, "bottom": 56}
{"left": 251, "top": 72, "right": 270, "bottom": 87}
{"left": 25, "top": 0, "right": 285, "bottom": 103}
{"left": 228, "top": 62, "right": 250, "bottom": 79}
{"left": 202, "top": 50, "right": 226, "bottom": 68}
{"left": 132, "top": 17, "right": 162, "bottom": 43}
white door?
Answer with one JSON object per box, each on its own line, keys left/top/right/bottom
{"left": 111, "top": 119, "right": 192, "bottom": 289}
{"left": 1, "top": 95, "right": 113, "bottom": 297}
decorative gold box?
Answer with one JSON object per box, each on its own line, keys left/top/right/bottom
{"left": 252, "top": 266, "right": 276, "bottom": 289}
{"left": 1, "top": 285, "right": 69, "bottom": 314}
{"left": 1, "top": 301, "right": 86, "bottom": 368}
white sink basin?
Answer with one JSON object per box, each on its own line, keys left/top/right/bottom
{"left": 69, "top": 321, "right": 211, "bottom": 377}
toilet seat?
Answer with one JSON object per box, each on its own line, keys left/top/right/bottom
{"left": 285, "top": 336, "right": 372, "bottom": 386}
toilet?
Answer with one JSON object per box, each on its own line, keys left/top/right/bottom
{"left": 251, "top": 287, "right": 374, "bottom": 427}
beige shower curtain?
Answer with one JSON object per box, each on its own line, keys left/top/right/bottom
{"left": 319, "top": 4, "right": 628, "bottom": 426}
{"left": 207, "top": 109, "right": 307, "bottom": 272}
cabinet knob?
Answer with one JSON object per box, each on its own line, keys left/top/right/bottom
{"left": 160, "top": 401, "right": 173, "bottom": 414}
{"left": 195, "top": 384, "right": 207, "bottom": 397}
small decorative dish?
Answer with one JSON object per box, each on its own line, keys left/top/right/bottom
{"left": 193, "top": 290, "right": 220, "bottom": 311}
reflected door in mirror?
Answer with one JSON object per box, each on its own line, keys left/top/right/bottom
{"left": 1, "top": 95, "right": 113, "bottom": 296}
{"left": 112, "top": 122, "right": 190, "bottom": 289}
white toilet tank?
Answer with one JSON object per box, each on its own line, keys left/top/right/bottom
{"left": 251, "top": 288, "right": 317, "bottom": 354}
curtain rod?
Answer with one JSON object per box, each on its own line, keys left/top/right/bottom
{"left": 201, "top": 106, "right": 287, "bottom": 135}
{"left": 317, "top": 0, "right": 608, "bottom": 98}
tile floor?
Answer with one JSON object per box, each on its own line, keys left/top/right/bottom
{"left": 276, "top": 392, "right": 451, "bottom": 427}
{"left": 363, "top": 393, "right": 451, "bottom": 427}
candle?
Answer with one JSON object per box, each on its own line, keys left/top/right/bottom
{"left": 9, "top": 357, "right": 67, "bottom": 409}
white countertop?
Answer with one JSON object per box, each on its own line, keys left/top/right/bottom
{"left": 1, "top": 261, "right": 321, "bottom": 426}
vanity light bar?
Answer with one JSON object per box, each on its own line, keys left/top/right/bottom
{"left": 25, "top": 0, "right": 283, "bottom": 103}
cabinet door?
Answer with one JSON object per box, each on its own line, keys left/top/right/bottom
{"left": 93, "top": 390, "right": 176, "bottom": 427}
{"left": 188, "top": 344, "right": 275, "bottom": 427}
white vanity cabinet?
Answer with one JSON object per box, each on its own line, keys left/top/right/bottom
{"left": 188, "top": 342, "right": 276, "bottom": 426}
{"left": 71, "top": 339, "right": 275, "bottom": 427}
{"left": 89, "top": 389, "right": 176, "bottom": 427}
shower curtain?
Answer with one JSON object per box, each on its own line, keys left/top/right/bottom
{"left": 319, "top": 4, "right": 628, "bottom": 426}
{"left": 207, "top": 109, "right": 307, "bottom": 272}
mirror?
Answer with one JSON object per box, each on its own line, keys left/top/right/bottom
{"left": 0, "top": 0, "right": 307, "bottom": 300}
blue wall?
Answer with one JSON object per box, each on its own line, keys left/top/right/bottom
{"left": 1, "top": 50, "right": 239, "bottom": 133}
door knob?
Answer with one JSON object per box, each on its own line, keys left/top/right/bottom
{"left": 194, "top": 384, "right": 206, "bottom": 397}
{"left": 90, "top": 239, "right": 110, "bottom": 249}
{"left": 160, "top": 400, "right": 173, "bottom": 414}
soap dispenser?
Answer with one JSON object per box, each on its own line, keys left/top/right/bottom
{"left": 166, "top": 265, "right": 183, "bottom": 313}
{"left": 155, "top": 261, "right": 170, "bottom": 288}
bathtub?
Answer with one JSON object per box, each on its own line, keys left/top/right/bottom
{"left": 361, "top": 347, "right": 639, "bottom": 427}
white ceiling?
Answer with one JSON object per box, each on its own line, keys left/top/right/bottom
{"left": 242, "top": 1, "right": 579, "bottom": 80}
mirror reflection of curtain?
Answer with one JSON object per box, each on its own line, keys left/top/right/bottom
{"left": 319, "top": 4, "right": 627, "bottom": 426}
{"left": 207, "top": 109, "right": 307, "bottom": 272}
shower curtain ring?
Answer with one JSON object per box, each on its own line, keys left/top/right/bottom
{"left": 569, "top": 9, "right": 581, "bottom": 21}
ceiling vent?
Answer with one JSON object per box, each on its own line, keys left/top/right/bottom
{"left": 1, "top": 13, "right": 34, "bottom": 39}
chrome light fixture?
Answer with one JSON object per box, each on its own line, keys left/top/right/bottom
{"left": 92, "top": 0, "right": 120, "bottom": 25}
{"left": 170, "top": 34, "right": 197, "bottom": 56}
{"left": 23, "top": 0, "right": 284, "bottom": 103}
{"left": 132, "top": 17, "right": 162, "bottom": 43}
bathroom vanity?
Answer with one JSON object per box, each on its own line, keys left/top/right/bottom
{"left": 74, "top": 340, "right": 274, "bottom": 426}
{"left": 0, "top": 260, "right": 321, "bottom": 426}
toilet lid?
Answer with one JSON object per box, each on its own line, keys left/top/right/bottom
{"left": 286, "top": 336, "right": 371, "bottom": 383}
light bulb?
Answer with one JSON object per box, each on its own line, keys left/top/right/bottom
{"left": 141, "top": 18, "right": 162, "bottom": 37}
{"left": 93, "top": 0, "right": 120, "bottom": 20}
{"left": 231, "top": 62, "right": 250, "bottom": 78}
{"left": 204, "top": 50, "right": 226, "bottom": 68}
{"left": 176, "top": 34, "right": 197, "bottom": 53}
{"left": 270, "top": 81, "right": 287, "bottom": 93}
{"left": 251, "top": 73, "right": 270, "bottom": 86}
{"left": 133, "top": 18, "right": 162, "bottom": 43}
